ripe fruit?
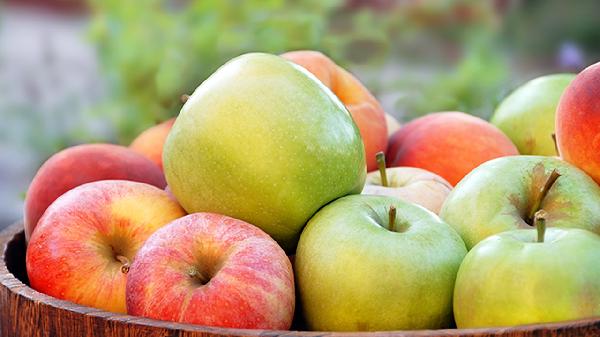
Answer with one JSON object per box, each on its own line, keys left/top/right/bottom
{"left": 454, "top": 211, "right": 600, "bottom": 328}
{"left": 26, "top": 180, "right": 185, "bottom": 313}
{"left": 130, "top": 118, "right": 176, "bottom": 170}
{"left": 24, "top": 143, "right": 166, "bottom": 241}
{"left": 296, "top": 194, "right": 466, "bottom": 331}
{"left": 126, "top": 213, "right": 295, "bottom": 329}
{"left": 281, "top": 50, "right": 387, "bottom": 171}
{"left": 387, "top": 112, "right": 518, "bottom": 186}
{"left": 362, "top": 152, "right": 451, "bottom": 214}
{"left": 164, "top": 53, "right": 366, "bottom": 252}
{"left": 491, "top": 74, "right": 574, "bottom": 156}
{"left": 556, "top": 62, "right": 600, "bottom": 183}
{"left": 440, "top": 156, "right": 600, "bottom": 249}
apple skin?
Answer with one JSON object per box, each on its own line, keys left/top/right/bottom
{"left": 281, "top": 50, "right": 388, "bottom": 171}
{"left": 440, "top": 155, "right": 600, "bottom": 250}
{"left": 295, "top": 194, "right": 467, "bottom": 331}
{"left": 126, "top": 212, "right": 295, "bottom": 330}
{"left": 130, "top": 118, "right": 176, "bottom": 171}
{"left": 492, "top": 74, "right": 575, "bottom": 156}
{"left": 386, "top": 112, "right": 519, "bottom": 186}
{"left": 26, "top": 180, "right": 186, "bottom": 313}
{"left": 556, "top": 62, "right": 600, "bottom": 184}
{"left": 24, "top": 143, "right": 167, "bottom": 241}
{"left": 362, "top": 167, "right": 452, "bottom": 214}
{"left": 454, "top": 227, "right": 600, "bottom": 328}
{"left": 163, "top": 53, "right": 366, "bottom": 252}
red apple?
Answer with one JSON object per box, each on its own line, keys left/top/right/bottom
{"left": 126, "top": 213, "right": 295, "bottom": 330}
{"left": 386, "top": 112, "right": 519, "bottom": 186}
{"left": 556, "top": 62, "right": 600, "bottom": 184}
{"left": 24, "top": 143, "right": 167, "bottom": 241}
{"left": 26, "top": 180, "right": 186, "bottom": 313}
{"left": 281, "top": 50, "right": 388, "bottom": 171}
{"left": 130, "top": 118, "right": 176, "bottom": 171}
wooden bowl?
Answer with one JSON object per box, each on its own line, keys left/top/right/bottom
{"left": 1, "top": 222, "right": 600, "bottom": 337}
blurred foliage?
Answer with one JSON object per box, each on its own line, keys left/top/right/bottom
{"left": 503, "top": 0, "right": 600, "bottom": 58}
{"left": 89, "top": 0, "right": 503, "bottom": 142}
{"left": 89, "top": 0, "right": 345, "bottom": 143}
{"left": 89, "top": 0, "right": 599, "bottom": 142}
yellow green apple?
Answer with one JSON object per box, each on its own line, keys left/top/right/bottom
{"left": 163, "top": 53, "right": 366, "bottom": 252}
{"left": 491, "top": 74, "right": 575, "bottom": 156}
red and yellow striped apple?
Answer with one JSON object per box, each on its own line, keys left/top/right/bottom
{"left": 126, "top": 213, "right": 295, "bottom": 329}
{"left": 26, "top": 180, "right": 185, "bottom": 313}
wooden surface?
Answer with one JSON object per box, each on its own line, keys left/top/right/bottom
{"left": 2, "top": 222, "right": 600, "bottom": 337}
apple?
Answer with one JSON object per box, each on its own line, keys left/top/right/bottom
{"left": 362, "top": 152, "right": 452, "bottom": 214}
{"left": 163, "top": 53, "right": 366, "bottom": 252}
{"left": 556, "top": 62, "right": 600, "bottom": 184}
{"left": 24, "top": 143, "right": 167, "bottom": 241}
{"left": 295, "top": 194, "right": 467, "bottom": 331}
{"left": 26, "top": 180, "right": 186, "bottom": 313}
{"left": 386, "top": 112, "right": 519, "bottom": 186}
{"left": 440, "top": 155, "right": 600, "bottom": 250}
{"left": 491, "top": 74, "right": 575, "bottom": 156}
{"left": 454, "top": 210, "right": 600, "bottom": 328}
{"left": 130, "top": 118, "right": 176, "bottom": 171}
{"left": 126, "top": 212, "right": 295, "bottom": 329}
{"left": 281, "top": 50, "right": 388, "bottom": 171}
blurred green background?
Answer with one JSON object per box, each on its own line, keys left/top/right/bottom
{"left": 1, "top": 0, "right": 599, "bottom": 227}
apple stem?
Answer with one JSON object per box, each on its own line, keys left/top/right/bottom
{"left": 188, "top": 267, "right": 209, "bottom": 285}
{"left": 376, "top": 152, "right": 389, "bottom": 187}
{"left": 551, "top": 133, "right": 560, "bottom": 156}
{"left": 116, "top": 255, "right": 130, "bottom": 274}
{"left": 534, "top": 210, "right": 547, "bottom": 243}
{"left": 180, "top": 94, "right": 190, "bottom": 103}
{"left": 528, "top": 169, "right": 561, "bottom": 224}
{"left": 388, "top": 205, "right": 397, "bottom": 232}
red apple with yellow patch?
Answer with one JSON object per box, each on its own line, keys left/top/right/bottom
{"left": 556, "top": 62, "right": 600, "bottom": 183}
{"left": 26, "top": 180, "right": 185, "bottom": 313}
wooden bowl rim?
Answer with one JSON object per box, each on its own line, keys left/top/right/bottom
{"left": 3, "top": 221, "right": 600, "bottom": 337}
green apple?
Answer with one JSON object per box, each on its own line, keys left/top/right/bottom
{"left": 163, "top": 53, "right": 366, "bottom": 252}
{"left": 362, "top": 152, "right": 452, "bottom": 214}
{"left": 454, "top": 210, "right": 600, "bottom": 328}
{"left": 440, "top": 155, "right": 600, "bottom": 250}
{"left": 491, "top": 74, "right": 575, "bottom": 156}
{"left": 296, "top": 194, "right": 467, "bottom": 331}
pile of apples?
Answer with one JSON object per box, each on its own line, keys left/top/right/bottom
{"left": 23, "top": 50, "right": 600, "bottom": 331}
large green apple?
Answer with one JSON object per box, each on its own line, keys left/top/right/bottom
{"left": 454, "top": 211, "right": 600, "bottom": 328}
{"left": 440, "top": 155, "right": 600, "bottom": 250}
{"left": 491, "top": 74, "right": 575, "bottom": 156}
{"left": 296, "top": 194, "right": 467, "bottom": 331}
{"left": 163, "top": 53, "right": 366, "bottom": 252}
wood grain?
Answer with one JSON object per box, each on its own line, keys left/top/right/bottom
{"left": 1, "top": 221, "right": 600, "bottom": 337}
